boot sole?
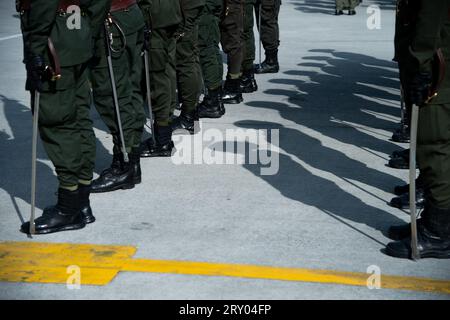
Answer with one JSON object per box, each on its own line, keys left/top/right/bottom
{"left": 388, "top": 201, "right": 424, "bottom": 210}
{"left": 83, "top": 216, "right": 96, "bottom": 224}
{"left": 90, "top": 182, "right": 135, "bottom": 193}
{"left": 223, "top": 98, "right": 243, "bottom": 105}
{"left": 21, "top": 222, "right": 86, "bottom": 235}
{"left": 385, "top": 247, "right": 450, "bottom": 259}
{"left": 198, "top": 113, "right": 223, "bottom": 119}
{"left": 255, "top": 69, "right": 279, "bottom": 74}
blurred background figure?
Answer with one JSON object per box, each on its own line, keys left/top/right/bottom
{"left": 335, "top": 0, "right": 360, "bottom": 15}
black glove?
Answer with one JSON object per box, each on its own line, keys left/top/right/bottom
{"left": 407, "top": 72, "right": 432, "bottom": 106}
{"left": 26, "top": 55, "right": 46, "bottom": 92}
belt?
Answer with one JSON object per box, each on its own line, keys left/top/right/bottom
{"left": 110, "top": 0, "right": 137, "bottom": 12}
{"left": 16, "top": 0, "right": 81, "bottom": 13}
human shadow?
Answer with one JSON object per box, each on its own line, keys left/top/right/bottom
{"left": 212, "top": 136, "right": 403, "bottom": 238}
{"left": 223, "top": 49, "right": 408, "bottom": 237}
{"left": 257, "top": 49, "right": 402, "bottom": 156}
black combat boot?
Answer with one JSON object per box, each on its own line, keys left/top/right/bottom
{"left": 79, "top": 184, "right": 95, "bottom": 224}
{"left": 20, "top": 188, "right": 85, "bottom": 234}
{"left": 91, "top": 153, "right": 135, "bottom": 193}
{"left": 131, "top": 147, "right": 142, "bottom": 184}
{"left": 387, "top": 153, "right": 418, "bottom": 169}
{"left": 348, "top": 9, "right": 356, "bottom": 15}
{"left": 240, "top": 70, "right": 258, "bottom": 93}
{"left": 171, "top": 109, "right": 199, "bottom": 135}
{"left": 255, "top": 50, "right": 279, "bottom": 74}
{"left": 390, "top": 148, "right": 409, "bottom": 159}
{"left": 386, "top": 219, "right": 424, "bottom": 241}
{"left": 222, "top": 77, "right": 243, "bottom": 104}
{"left": 385, "top": 204, "right": 450, "bottom": 259}
{"left": 389, "top": 189, "right": 426, "bottom": 210}
{"left": 335, "top": 10, "right": 344, "bottom": 15}
{"left": 392, "top": 126, "right": 410, "bottom": 143}
{"left": 394, "top": 175, "right": 424, "bottom": 195}
{"left": 140, "top": 125, "right": 174, "bottom": 157}
{"left": 197, "top": 87, "right": 225, "bottom": 118}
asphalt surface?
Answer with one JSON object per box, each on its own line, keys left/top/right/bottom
{"left": 0, "top": 0, "right": 449, "bottom": 299}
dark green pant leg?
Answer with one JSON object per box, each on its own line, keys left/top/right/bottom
{"left": 91, "top": 30, "right": 142, "bottom": 153}
{"left": 129, "top": 28, "right": 146, "bottom": 148}
{"left": 177, "top": 24, "right": 202, "bottom": 113}
{"left": 256, "top": 0, "right": 280, "bottom": 53}
{"left": 242, "top": 0, "right": 256, "bottom": 72}
{"left": 75, "top": 67, "right": 96, "bottom": 183}
{"left": 38, "top": 66, "right": 88, "bottom": 188}
{"left": 417, "top": 103, "right": 450, "bottom": 209}
{"left": 220, "top": 0, "right": 244, "bottom": 75}
{"left": 198, "top": 6, "right": 223, "bottom": 90}
{"left": 336, "top": 0, "right": 358, "bottom": 10}
{"left": 148, "top": 27, "right": 177, "bottom": 126}
{"left": 335, "top": 0, "right": 347, "bottom": 10}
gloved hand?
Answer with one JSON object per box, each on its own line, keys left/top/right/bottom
{"left": 26, "top": 55, "right": 46, "bottom": 92}
{"left": 407, "top": 72, "right": 433, "bottom": 106}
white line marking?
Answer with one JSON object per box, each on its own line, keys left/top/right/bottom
{"left": 0, "top": 34, "right": 21, "bottom": 42}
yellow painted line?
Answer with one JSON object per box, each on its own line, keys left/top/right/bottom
{"left": 1, "top": 241, "right": 449, "bottom": 295}
{"left": 0, "top": 242, "right": 136, "bottom": 285}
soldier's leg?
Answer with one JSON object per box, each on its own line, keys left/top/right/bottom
{"left": 172, "top": 23, "right": 202, "bottom": 134}
{"left": 74, "top": 65, "right": 97, "bottom": 224}
{"left": 255, "top": 0, "right": 280, "bottom": 74}
{"left": 241, "top": 0, "right": 258, "bottom": 93}
{"left": 336, "top": 0, "right": 347, "bottom": 15}
{"left": 128, "top": 27, "right": 146, "bottom": 183}
{"left": 140, "top": 27, "right": 177, "bottom": 157}
{"left": 198, "top": 3, "right": 225, "bottom": 118}
{"left": 386, "top": 103, "right": 450, "bottom": 258}
{"left": 348, "top": 0, "right": 359, "bottom": 14}
{"left": 221, "top": 0, "right": 245, "bottom": 104}
{"left": 130, "top": 28, "right": 146, "bottom": 151}
{"left": 21, "top": 66, "right": 88, "bottom": 234}
{"left": 417, "top": 103, "right": 450, "bottom": 209}
{"left": 90, "top": 28, "right": 144, "bottom": 193}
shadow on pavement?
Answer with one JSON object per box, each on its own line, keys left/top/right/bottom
{"left": 219, "top": 49, "right": 406, "bottom": 238}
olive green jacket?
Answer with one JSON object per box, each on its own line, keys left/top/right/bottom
{"left": 179, "top": 0, "right": 206, "bottom": 34}
{"left": 20, "top": 0, "right": 111, "bottom": 67}
{"left": 137, "top": 0, "right": 182, "bottom": 29}
{"left": 409, "top": 0, "right": 450, "bottom": 104}
{"left": 111, "top": 3, "right": 146, "bottom": 36}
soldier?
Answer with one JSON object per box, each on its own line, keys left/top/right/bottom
{"left": 171, "top": 0, "right": 206, "bottom": 135}
{"left": 387, "top": 0, "right": 424, "bottom": 210}
{"left": 335, "top": 0, "right": 360, "bottom": 15}
{"left": 240, "top": 0, "right": 258, "bottom": 93}
{"left": 18, "top": 0, "right": 111, "bottom": 234}
{"left": 386, "top": 0, "right": 450, "bottom": 259}
{"left": 220, "top": 0, "right": 245, "bottom": 104}
{"left": 197, "top": 0, "right": 226, "bottom": 118}
{"left": 254, "top": 0, "right": 281, "bottom": 74}
{"left": 90, "top": 0, "right": 146, "bottom": 193}
{"left": 138, "top": 0, "right": 182, "bottom": 157}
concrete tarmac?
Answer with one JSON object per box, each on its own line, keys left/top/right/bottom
{"left": 0, "top": 0, "right": 449, "bottom": 299}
